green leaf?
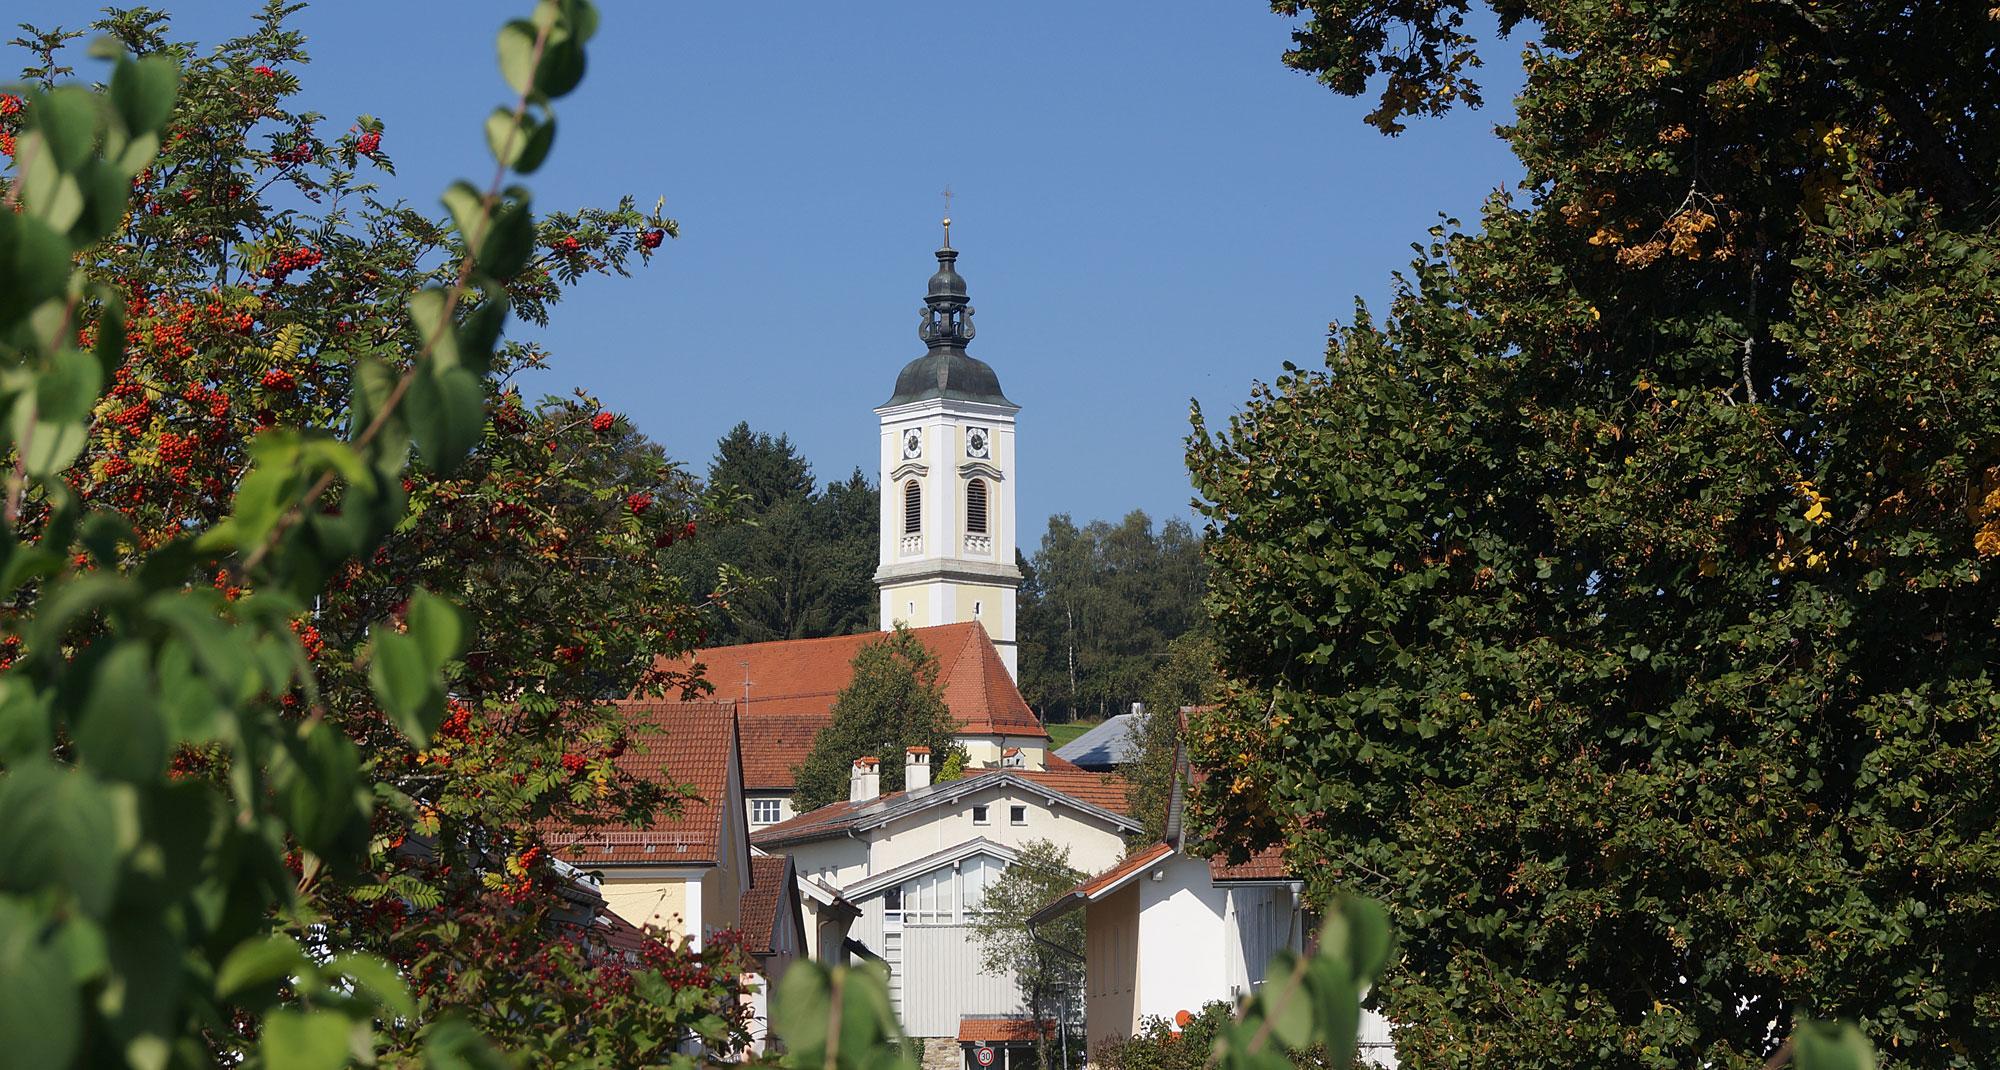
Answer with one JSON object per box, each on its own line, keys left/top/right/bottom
{"left": 406, "top": 589, "right": 469, "bottom": 669}
{"left": 405, "top": 287, "right": 462, "bottom": 370}
{"left": 423, "top": 1017, "right": 512, "bottom": 1070}
{"left": 0, "top": 211, "right": 73, "bottom": 332}
{"left": 370, "top": 628, "right": 441, "bottom": 747}
{"left": 478, "top": 196, "right": 534, "bottom": 278}
{"left": 484, "top": 108, "right": 555, "bottom": 173}
{"left": 110, "top": 55, "right": 179, "bottom": 138}
{"left": 331, "top": 952, "right": 416, "bottom": 1020}
{"left": 455, "top": 290, "right": 507, "bottom": 377}
{"left": 1792, "top": 1021, "right": 1876, "bottom": 1070}
{"left": 262, "top": 1009, "right": 356, "bottom": 1070}
{"left": 0, "top": 762, "right": 124, "bottom": 917}
{"left": 75, "top": 641, "right": 165, "bottom": 783}
{"left": 440, "top": 182, "right": 487, "bottom": 253}
{"left": 35, "top": 88, "right": 99, "bottom": 172}
{"left": 215, "top": 935, "right": 308, "bottom": 1002}
{"left": 409, "top": 365, "right": 487, "bottom": 474}
{"left": 0, "top": 897, "right": 81, "bottom": 1070}
{"left": 20, "top": 347, "right": 105, "bottom": 476}
{"left": 495, "top": 19, "right": 541, "bottom": 96}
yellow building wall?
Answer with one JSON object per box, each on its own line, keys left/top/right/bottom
{"left": 601, "top": 875, "right": 690, "bottom": 942}
{"left": 1086, "top": 883, "right": 1142, "bottom": 1047}
{"left": 884, "top": 583, "right": 929, "bottom": 628}
{"left": 954, "top": 583, "right": 1008, "bottom": 628}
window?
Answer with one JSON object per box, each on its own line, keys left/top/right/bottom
{"left": 901, "top": 866, "right": 954, "bottom": 925}
{"left": 904, "top": 480, "right": 922, "bottom": 534}
{"left": 972, "top": 804, "right": 989, "bottom": 824}
{"left": 750, "top": 798, "right": 782, "bottom": 825}
{"left": 961, "top": 855, "right": 1003, "bottom": 915}
{"left": 1010, "top": 805, "right": 1027, "bottom": 826}
{"left": 973, "top": 600, "right": 983, "bottom": 618}
{"left": 966, "top": 478, "right": 988, "bottom": 534}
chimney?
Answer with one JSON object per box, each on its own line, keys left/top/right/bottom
{"left": 905, "top": 746, "right": 932, "bottom": 791}
{"left": 850, "top": 757, "right": 880, "bottom": 803}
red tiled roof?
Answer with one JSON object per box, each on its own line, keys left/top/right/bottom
{"left": 1010, "top": 769, "right": 1132, "bottom": 816}
{"left": 749, "top": 793, "right": 876, "bottom": 844}
{"left": 959, "top": 1019, "right": 1055, "bottom": 1043}
{"left": 736, "top": 702, "right": 836, "bottom": 788}
{"left": 1044, "top": 752, "right": 1086, "bottom": 773}
{"left": 655, "top": 621, "right": 1043, "bottom": 743}
{"left": 1210, "top": 845, "right": 1289, "bottom": 882}
{"left": 931, "top": 624, "right": 1045, "bottom": 738}
{"left": 647, "top": 624, "right": 1046, "bottom": 793}
{"left": 548, "top": 702, "right": 737, "bottom": 866}
{"left": 738, "top": 854, "right": 793, "bottom": 955}
{"left": 1080, "top": 842, "right": 1173, "bottom": 899}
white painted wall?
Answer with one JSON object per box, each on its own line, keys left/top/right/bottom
{"left": 1134, "top": 853, "right": 1233, "bottom": 1023}
{"left": 867, "top": 783, "right": 1129, "bottom": 875}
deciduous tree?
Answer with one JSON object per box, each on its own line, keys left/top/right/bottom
{"left": 792, "top": 624, "right": 961, "bottom": 811}
{"left": 1191, "top": 3, "right": 2000, "bottom": 1068}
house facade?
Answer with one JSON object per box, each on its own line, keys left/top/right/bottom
{"left": 548, "top": 702, "right": 751, "bottom": 950}
{"left": 753, "top": 751, "right": 1138, "bottom": 1040}
{"left": 739, "top": 852, "right": 810, "bottom": 1052}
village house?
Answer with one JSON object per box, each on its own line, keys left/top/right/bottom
{"left": 547, "top": 702, "right": 751, "bottom": 949}
{"left": 1032, "top": 717, "right": 1397, "bottom": 1066}
{"left": 753, "top": 747, "right": 1138, "bottom": 1049}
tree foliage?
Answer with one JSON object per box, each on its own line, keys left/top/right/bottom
{"left": 0, "top": 4, "right": 757, "bottom": 1066}
{"left": 792, "top": 624, "right": 962, "bottom": 811}
{"left": 1126, "top": 634, "right": 1221, "bottom": 842}
{"left": 1193, "top": 2, "right": 2000, "bottom": 1068}
{"left": 968, "top": 838, "right": 1086, "bottom": 1060}
{"left": 672, "top": 423, "right": 878, "bottom": 645}
{"left": 1018, "top": 511, "right": 1207, "bottom": 723}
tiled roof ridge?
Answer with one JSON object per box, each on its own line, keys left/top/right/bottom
{"left": 702, "top": 622, "right": 979, "bottom": 658}
{"left": 751, "top": 768, "right": 1136, "bottom": 847}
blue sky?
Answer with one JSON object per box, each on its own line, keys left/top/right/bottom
{"left": 32, "top": 1, "right": 1527, "bottom": 535}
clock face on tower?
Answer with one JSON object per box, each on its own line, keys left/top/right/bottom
{"left": 965, "top": 427, "right": 990, "bottom": 459}
{"left": 902, "top": 428, "right": 923, "bottom": 459}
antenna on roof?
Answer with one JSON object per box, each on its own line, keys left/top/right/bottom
{"left": 738, "top": 661, "right": 752, "bottom": 711}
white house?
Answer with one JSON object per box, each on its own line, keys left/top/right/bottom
{"left": 752, "top": 748, "right": 1140, "bottom": 1046}
{"left": 1033, "top": 715, "right": 1397, "bottom": 1065}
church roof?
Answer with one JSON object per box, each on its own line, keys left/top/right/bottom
{"left": 882, "top": 244, "right": 1015, "bottom": 409}
{"left": 647, "top": 623, "right": 1047, "bottom": 792}
{"left": 883, "top": 351, "right": 1013, "bottom": 408}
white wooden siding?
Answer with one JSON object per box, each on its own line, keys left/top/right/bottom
{"left": 900, "top": 923, "right": 1025, "bottom": 1037}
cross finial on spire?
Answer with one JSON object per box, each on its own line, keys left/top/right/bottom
{"left": 941, "top": 184, "right": 953, "bottom": 246}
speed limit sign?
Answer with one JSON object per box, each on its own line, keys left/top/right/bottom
{"left": 975, "top": 1046, "right": 995, "bottom": 1067}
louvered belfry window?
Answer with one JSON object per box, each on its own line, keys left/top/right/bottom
{"left": 904, "top": 480, "right": 922, "bottom": 534}
{"left": 966, "top": 478, "right": 989, "bottom": 535}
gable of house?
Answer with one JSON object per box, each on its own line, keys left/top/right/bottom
{"left": 546, "top": 702, "right": 751, "bottom": 946}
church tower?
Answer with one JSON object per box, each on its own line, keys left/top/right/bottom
{"left": 874, "top": 233, "right": 1022, "bottom": 679}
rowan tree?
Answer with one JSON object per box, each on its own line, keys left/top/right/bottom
{"left": 0, "top": 4, "right": 756, "bottom": 1064}
{"left": 1189, "top": 3, "right": 2000, "bottom": 1068}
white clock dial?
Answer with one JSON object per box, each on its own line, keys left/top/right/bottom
{"left": 902, "top": 428, "right": 923, "bottom": 459}
{"left": 966, "top": 427, "right": 990, "bottom": 459}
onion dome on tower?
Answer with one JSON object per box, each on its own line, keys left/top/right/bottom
{"left": 883, "top": 235, "right": 1014, "bottom": 407}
